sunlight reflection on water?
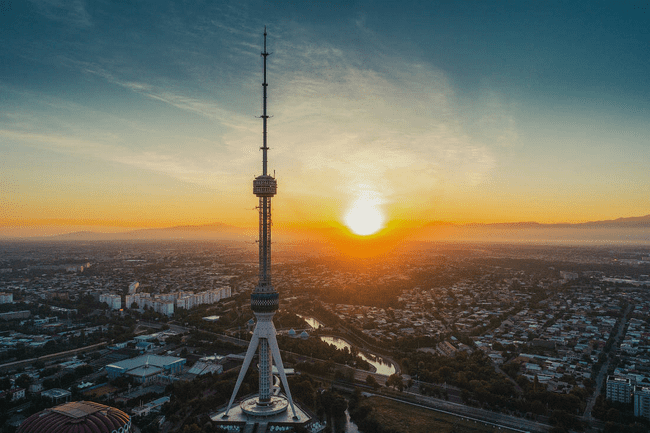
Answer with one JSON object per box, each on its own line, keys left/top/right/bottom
{"left": 298, "top": 315, "right": 324, "bottom": 330}
{"left": 320, "top": 336, "right": 396, "bottom": 376}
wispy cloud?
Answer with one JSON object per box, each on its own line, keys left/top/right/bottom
{"left": 77, "top": 63, "right": 252, "bottom": 131}
{"left": 27, "top": 0, "right": 91, "bottom": 28}
{"left": 0, "top": 130, "right": 241, "bottom": 190}
{"left": 2, "top": 5, "right": 517, "bottom": 224}
{"left": 477, "top": 90, "right": 520, "bottom": 147}
{"left": 262, "top": 28, "right": 499, "bottom": 215}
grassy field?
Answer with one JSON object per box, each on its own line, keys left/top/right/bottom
{"left": 359, "top": 396, "right": 521, "bottom": 433}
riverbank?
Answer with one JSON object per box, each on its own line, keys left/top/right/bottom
{"left": 320, "top": 335, "right": 397, "bottom": 376}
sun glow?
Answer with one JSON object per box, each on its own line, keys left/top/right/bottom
{"left": 344, "top": 193, "right": 385, "bottom": 236}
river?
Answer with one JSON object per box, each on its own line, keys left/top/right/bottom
{"left": 340, "top": 409, "right": 360, "bottom": 433}
{"left": 320, "top": 336, "right": 396, "bottom": 376}
{"left": 298, "top": 315, "right": 325, "bottom": 330}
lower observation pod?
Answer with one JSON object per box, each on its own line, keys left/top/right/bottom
{"left": 251, "top": 291, "right": 279, "bottom": 312}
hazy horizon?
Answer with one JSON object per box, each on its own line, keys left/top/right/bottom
{"left": 2, "top": 215, "right": 650, "bottom": 249}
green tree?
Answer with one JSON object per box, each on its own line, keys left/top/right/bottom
{"left": 386, "top": 373, "right": 404, "bottom": 391}
{"left": 365, "top": 375, "right": 379, "bottom": 390}
{"left": 605, "top": 408, "right": 620, "bottom": 423}
{"left": 181, "top": 423, "right": 201, "bottom": 433}
{"left": 15, "top": 374, "right": 32, "bottom": 389}
{"left": 0, "top": 377, "right": 10, "bottom": 390}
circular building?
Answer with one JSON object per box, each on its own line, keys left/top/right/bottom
{"left": 18, "top": 401, "right": 131, "bottom": 433}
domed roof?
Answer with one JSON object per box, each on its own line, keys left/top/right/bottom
{"left": 18, "top": 401, "right": 131, "bottom": 433}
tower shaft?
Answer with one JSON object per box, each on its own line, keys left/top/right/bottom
{"left": 259, "top": 196, "right": 272, "bottom": 288}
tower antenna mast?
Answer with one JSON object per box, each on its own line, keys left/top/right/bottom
{"left": 262, "top": 26, "right": 269, "bottom": 176}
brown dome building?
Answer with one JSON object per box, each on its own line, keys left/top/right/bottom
{"left": 17, "top": 401, "right": 131, "bottom": 433}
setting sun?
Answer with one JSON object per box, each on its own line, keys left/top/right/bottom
{"left": 344, "top": 194, "right": 385, "bottom": 236}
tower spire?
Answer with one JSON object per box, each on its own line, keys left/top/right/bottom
{"left": 222, "top": 28, "right": 298, "bottom": 421}
{"left": 261, "top": 26, "right": 269, "bottom": 176}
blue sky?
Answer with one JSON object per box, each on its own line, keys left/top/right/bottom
{"left": 1, "top": 0, "right": 649, "bottom": 235}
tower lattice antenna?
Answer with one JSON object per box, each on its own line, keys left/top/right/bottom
{"left": 261, "top": 26, "right": 269, "bottom": 176}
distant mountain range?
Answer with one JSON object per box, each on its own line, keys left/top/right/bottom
{"left": 1, "top": 222, "right": 255, "bottom": 242}
{"left": 1, "top": 215, "right": 649, "bottom": 244}
{"left": 424, "top": 214, "right": 650, "bottom": 229}
{"left": 416, "top": 214, "right": 650, "bottom": 244}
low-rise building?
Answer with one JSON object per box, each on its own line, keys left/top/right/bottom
{"left": 106, "top": 354, "right": 186, "bottom": 385}
{"left": 41, "top": 388, "right": 72, "bottom": 404}
{"left": 131, "top": 396, "right": 170, "bottom": 417}
{"left": 2, "top": 388, "right": 26, "bottom": 401}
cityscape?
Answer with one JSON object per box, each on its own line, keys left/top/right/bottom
{"left": 2, "top": 1, "right": 650, "bottom": 433}
{"left": 0, "top": 240, "right": 649, "bottom": 432}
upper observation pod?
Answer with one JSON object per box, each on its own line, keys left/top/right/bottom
{"left": 253, "top": 175, "right": 277, "bottom": 197}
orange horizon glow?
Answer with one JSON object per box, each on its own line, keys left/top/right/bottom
{"left": 2, "top": 210, "right": 650, "bottom": 237}
{"left": 2, "top": 215, "right": 650, "bottom": 248}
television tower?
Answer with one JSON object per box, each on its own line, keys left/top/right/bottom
{"left": 222, "top": 28, "right": 298, "bottom": 420}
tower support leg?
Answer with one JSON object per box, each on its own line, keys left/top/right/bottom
{"left": 223, "top": 331, "right": 260, "bottom": 417}
{"left": 268, "top": 330, "right": 298, "bottom": 419}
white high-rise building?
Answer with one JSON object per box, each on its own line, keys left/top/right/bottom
{"left": 151, "top": 300, "right": 174, "bottom": 316}
{"left": 635, "top": 386, "right": 650, "bottom": 420}
{"left": 174, "top": 288, "right": 231, "bottom": 310}
{"left": 99, "top": 294, "right": 122, "bottom": 310}
{"left": 606, "top": 375, "right": 633, "bottom": 403}
{"left": 126, "top": 293, "right": 150, "bottom": 309}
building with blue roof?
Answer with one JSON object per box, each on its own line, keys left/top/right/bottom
{"left": 105, "top": 354, "right": 185, "bottom": 385}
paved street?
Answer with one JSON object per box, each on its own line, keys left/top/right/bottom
{"left": 583, "top": 303, "right": 632, "bottom": 421}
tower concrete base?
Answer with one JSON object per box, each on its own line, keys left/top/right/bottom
{"left": 240, "top": 395, "right": 288, "bottom": 417}
{"left": 212, "top": 394, "right": 325, "bottom": 433}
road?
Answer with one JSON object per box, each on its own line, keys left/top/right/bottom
{"left": 405, "top": 380, "right": 464, "bottom": 403}
{"left": 383, "top": 392, "right": 549, "bottom": 433}
{"left": 138, "top": 320, "right": 189, "bottom": 335}
{"left": 8, "top": 402, "right": 31, "bottom": 416}
{"left": 495, "top": 364, "right": 524, "bottom": 396}
{"left": 331, "top": 381, "right": 548, "bottom": 433}
{"left": 583, "top": 303, "right": 633, "bottom": 421}
{"left": 0, "top": 342, "right": 108, "bottom": 373}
